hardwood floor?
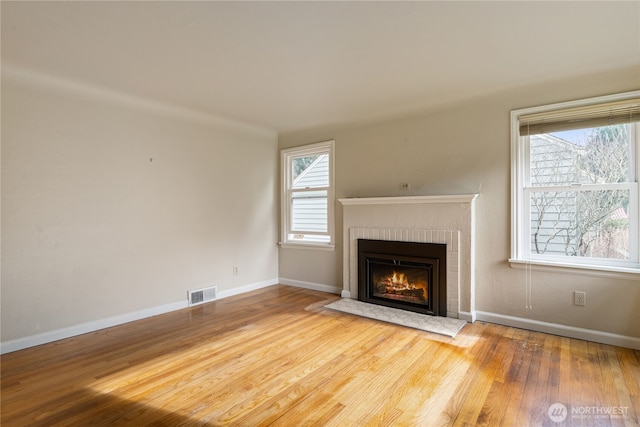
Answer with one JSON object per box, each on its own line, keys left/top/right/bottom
{"left": 2, "top": 284, "right": 639, "bottom": 426}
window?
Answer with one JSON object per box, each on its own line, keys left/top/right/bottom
{"left": 281, "top": 140, "right": 335, "bottom": 248}
{"left": 511, "top": 91, "right": 640, "bottom": 275}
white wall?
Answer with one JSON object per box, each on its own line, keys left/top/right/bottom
{"left": 279, "top": 66, "right": 640, "bottom": 342}
{"left": 1, "top": 69, "right": 279, "bottom": 344}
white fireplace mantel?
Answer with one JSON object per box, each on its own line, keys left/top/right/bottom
{"left": 340, "top": 194, "right": 479, "bottom": 322}
{"left": 339, "top": 194, "right": 479, "bottom": 206}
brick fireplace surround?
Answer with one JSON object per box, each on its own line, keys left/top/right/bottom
{"left": 339, "top": 194, "right": 479, "bottom": 321}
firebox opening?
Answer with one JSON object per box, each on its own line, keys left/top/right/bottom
{"left": 368, "top": 256, "right": 432, "bottom": 307}
{"left": 358, "top": 239, "right": 447, "bottom": 316}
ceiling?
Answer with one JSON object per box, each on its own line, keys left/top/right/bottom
{"left": 2, "top": 1, "right": 639, "bottom": 133}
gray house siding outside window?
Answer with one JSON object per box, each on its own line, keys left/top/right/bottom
{"left": 291, "top": 154, "right": 329, "bottom": 236}
{"left": 529, "top": 134, "right": 581, "bottom": 255}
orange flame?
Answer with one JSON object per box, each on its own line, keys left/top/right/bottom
{"left": 390, "top": 271, "right": 409, "bottom": 287}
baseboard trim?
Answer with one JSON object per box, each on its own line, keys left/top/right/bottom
{"left": 8, "top": 284, "right": 634, "bottom": 353}
{"left": 278, "top": 278, "right": 341, "bottom": 295}
{"left": 216, "top": 278, "right": 279, "bottom": 299}
{"left": 0, "top": 300, "right": 187, "bottom": 354}
{"left": 458, "top": 310, "right": 476, "bottom": 323}
{"left": 1, "top": 278, "right": 280, "bottom": 355}
{"left": 475, "top": 311, "right": 640, "bottom": 350}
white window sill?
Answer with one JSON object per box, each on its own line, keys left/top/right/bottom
{"left": 509, "top": 258, "right": 640, "bottom": 280}
{"left": 279, "top": 242, "right": 335, "bottom": 251}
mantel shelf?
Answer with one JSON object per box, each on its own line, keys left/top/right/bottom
{"left": 339, "top": 194, "right": 479, "bottom": 206}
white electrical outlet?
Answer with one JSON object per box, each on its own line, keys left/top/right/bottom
{"left": 574, "top": 291, "right": 586, "bottom": 306}
{"left": 233, "top": 266, "right": 239, "bottom": 276}
{"left": 400, "top": 183, "right": 410, "bottom": 190}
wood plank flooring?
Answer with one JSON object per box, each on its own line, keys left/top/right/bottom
{"left": 2, "top": 285, "right": 639, "bottom": 426}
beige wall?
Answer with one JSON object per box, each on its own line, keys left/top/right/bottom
{"left": 1, "top": 70, "right": 279, "bottom": 343}
{"left": 3, "top": 63, "right": 638, "bottom": 347}
{"left": 279, "top": 66, "right": 640, "bottom": 339}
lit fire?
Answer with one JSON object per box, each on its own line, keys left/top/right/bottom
{"left": 377, "top": 270, "right": 427, "bottom": 301}
{"left": 388, "top": 271, "right": 409, "bottom": 287}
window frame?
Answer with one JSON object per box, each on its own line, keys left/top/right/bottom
{"left": 280, "top": 140, "right": 335, "bottom": 250}
{"left": 510, "top": 91, "right": 640, "bottom": 277}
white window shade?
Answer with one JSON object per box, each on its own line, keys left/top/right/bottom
{"left": 519, "top": 98, "right": 640, "bottom": 136}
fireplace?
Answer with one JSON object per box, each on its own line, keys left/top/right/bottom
{"left": 358, "top": 239, "right": 447, "bottom": 316}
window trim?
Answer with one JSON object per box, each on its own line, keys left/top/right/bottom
{"left": 280, "top": 140, "right": 335, "bottom": 250}
{"left": 510, "top": 91, "right": 640, "bottom": 278}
